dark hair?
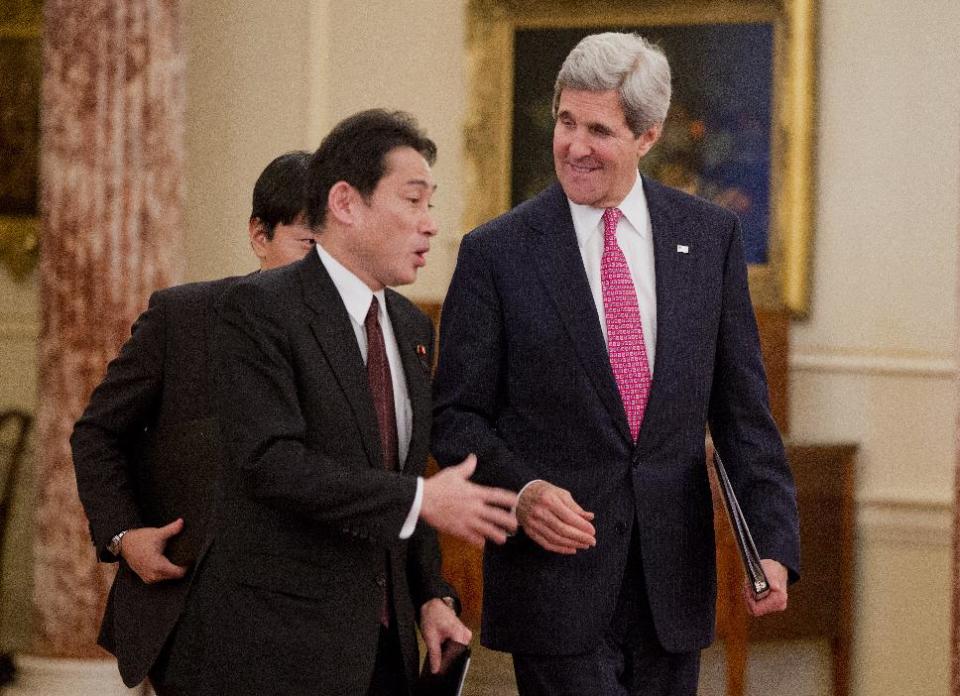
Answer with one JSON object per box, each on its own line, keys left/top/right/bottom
{"left": 250, "top": 150, "right": 311, "bottom": 239}
{"left": 306, "top": 109, "right": 437, "bottom": 228}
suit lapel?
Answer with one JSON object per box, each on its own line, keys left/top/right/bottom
{"left": 298, "top": 252, "right": 383, "bottom": 469}
{"left": 530, "top": 184, "right": 633, "bottom": 443}
{"left": 386, "top": 292, "right": 431, "bottom": 473}
{"left": 641, "top": 176, "right": 689, "bottom": 441}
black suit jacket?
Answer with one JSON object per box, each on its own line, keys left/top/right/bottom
{"left": 433, "top": 179, "right": 800, "bottom": 655}
{"left": 189, "top": 250, "right": 454, "bottom": 695}
{"left": 71, "top": 277, "right": 237, "bottom": 687}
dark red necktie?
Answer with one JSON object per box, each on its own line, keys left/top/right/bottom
{"left": 365, "top": 296, "right": 397, "bottom": 627}
{"left": 365, "top": 296, "right": 398, "bottom": 472}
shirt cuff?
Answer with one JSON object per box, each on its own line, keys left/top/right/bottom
{"left": 508, "top": 479, "right": 544, "bottom": 536}
{"left": 399, "top": 476, "right": 423, "bottom": 539}
{"left": 516, "top": 479, "right": 544, "bottom": 515}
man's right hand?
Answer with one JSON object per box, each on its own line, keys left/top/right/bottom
{"left": 517, "top": 480, "right": 595, "bottom": 554}
{"left": 120, "top": 518, "right": 189, "bottom": 584}
{"left": 420, "top": 454, "right": 518, "bottom": 547}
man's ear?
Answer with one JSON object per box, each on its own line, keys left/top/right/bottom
{"left": 248, "top": 218, "right": 269, "bottom": 261}
{"left": 636, "top": 124, "right": 662, "bottom": 159}
{"left": 327, "top": 181, "right": 358, "bottom": 226}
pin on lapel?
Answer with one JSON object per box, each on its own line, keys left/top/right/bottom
{"left": 416, "top": 343, "right": 431, "bottom": 371}
{"left": 677, "top": 245, "right": 690, "bottom": 254}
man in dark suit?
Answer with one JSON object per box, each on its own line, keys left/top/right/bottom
{"left": 186, "top": 110, "right": 518, "bottom": 696}
{"left": 433, "top": 32, "right": 801, "bottom": 695}
{"left": 71, "top": 151, "right": 317, "bottom": 694}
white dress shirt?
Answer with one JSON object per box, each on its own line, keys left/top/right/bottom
{"left": 568, "top": 172, "right": 657, "bottom": 373}
{"left": 315, "top": 243, "right": 422, "bottom": 538}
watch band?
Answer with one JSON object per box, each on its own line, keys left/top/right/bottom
{"left": 107, "top": 529, "right": 128, "bottom": 557}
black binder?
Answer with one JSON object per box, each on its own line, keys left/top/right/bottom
{"left": 712, "top": 450, "right": 770, "bottom": 599}
{"left": 135, "top": 416, "right": 226, "bottom": 566}
{"left": 414, "top": 641, "right": 471, "bottom": 696}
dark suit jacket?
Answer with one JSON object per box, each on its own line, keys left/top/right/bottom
{"left": 189, "top": 250, "right": 454, "bottom": 695}
{"left": 71, "top": 277, "right": 237, "bottom": 687}
{"left": 433, "top": 179, "right": 800, "bottom": 655}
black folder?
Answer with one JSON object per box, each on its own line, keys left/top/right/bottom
{"left": 136, "top": 417, "right": 226, "bottom": 566}
{"left": 712, "top": 450, "right": 770, "bottom": 600}
{"left": 414, "top": 641, "right": 471, "bottom": 696}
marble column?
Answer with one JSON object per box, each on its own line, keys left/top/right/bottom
{"left": 11, "top": 1, "right": 184, "bottom": 693}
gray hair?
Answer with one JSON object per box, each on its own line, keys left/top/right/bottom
{"left": 552, "top": 32, "right": 672, "bottom": 136}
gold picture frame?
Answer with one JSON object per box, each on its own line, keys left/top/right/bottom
{"left": 0, "top": 1, "right": 43, "bottom": 282}
{"left": 464, "top": 0, "right": 817, "bottom": 316}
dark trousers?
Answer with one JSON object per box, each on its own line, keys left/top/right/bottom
{"left": 367, "top": 622, "right": 409, "bottom": 696}
{"left": 513, "top": 527, "right": 700, "bottom": 696}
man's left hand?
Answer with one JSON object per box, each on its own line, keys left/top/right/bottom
{"left": 420, "top": 598, "right": 472, "bottom": 673}
{"left": 744, "top": 558, "right": 789, "bottom": 616}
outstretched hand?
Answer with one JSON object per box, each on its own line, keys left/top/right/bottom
{"left": 421, "top": 454, "right": 518, "bottom": 546}
{"left": 120, "top": 518, "right": 189, "bottom": 584}
{"left": 517, "top": 480, "right": 595, "bottom": 554}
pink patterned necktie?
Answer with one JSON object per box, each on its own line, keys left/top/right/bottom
{"left": 601, "top": 207, "right": 652, "bottom": 441}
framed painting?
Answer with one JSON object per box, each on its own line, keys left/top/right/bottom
{"left": 0, "top": 0, "right": 43, "bottom": 281}
{"left": 464, "top": 0, "right": 817, "bottom": 315}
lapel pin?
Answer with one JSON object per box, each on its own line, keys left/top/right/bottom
{"left": 677, "top": 245, "right": 689, "bottom": 254}
{"left": 416, "top": 343, "right": 431, "bottom": 371}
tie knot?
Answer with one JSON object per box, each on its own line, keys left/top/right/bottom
{"left": 365, "top": 295, "right": 380, "bottom": 327}
{"left": 602, "top": 207, "right": 623, "bottom": 238}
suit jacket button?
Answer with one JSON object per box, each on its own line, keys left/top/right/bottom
{"left": 375, "top": 574, "right": 386, "bottom": 588}
{"left": 616, "top": 521, "right": 628, "bottom": 535}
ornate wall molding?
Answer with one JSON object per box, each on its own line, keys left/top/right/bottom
{"left": 857, "top": 497, "right": 952, "bottom": 547}
{"left": 791, "top": 348, "right": 957, "bottom": 378}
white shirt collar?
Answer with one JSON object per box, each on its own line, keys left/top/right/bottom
{"left": 315, "top": 243, "right": 385, "bottom": 325}
{"left": 568, "top": 173, "right": 649, "bottom": 248}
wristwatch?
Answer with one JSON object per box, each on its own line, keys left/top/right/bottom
{"left": 107, "top": 529, "right": 128, "bottom": 557}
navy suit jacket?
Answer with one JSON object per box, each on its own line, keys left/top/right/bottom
{"left": 433, "top": 178, "right": 800, "bottom": 655}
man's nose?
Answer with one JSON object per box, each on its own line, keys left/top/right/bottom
{"left": 567, "top": 130, "right": 592, "bottom": 159}
{"left": 421, "top": 211, "right": 439, "bottom": 236}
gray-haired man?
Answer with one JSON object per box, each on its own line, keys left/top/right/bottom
{"left": 433, "top": 32, "right": 800, "bottom": 695}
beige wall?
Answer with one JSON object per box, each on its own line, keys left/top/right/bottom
{"left": 1, "top": 0, "right": 958, "bottom": 692}
{"left": 183, "top": 0, "right": 313, "bottom": 282}
{"left": 790, "top": 0, "right": 960, "bottom": 692}
{"left": 182, "top": 0, "right": 468, "bottom": 301}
